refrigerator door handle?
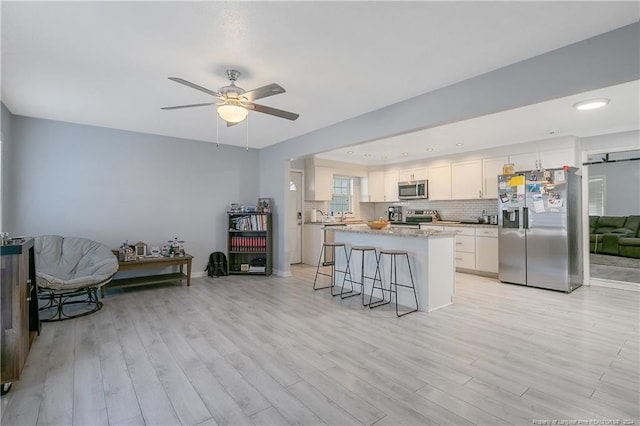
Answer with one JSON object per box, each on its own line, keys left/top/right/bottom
{"left": 523, "top": 206, "right": 529, "bottom": 229}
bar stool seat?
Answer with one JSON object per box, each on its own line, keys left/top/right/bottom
{"left": 369, "top": 248, "right": 418, "bottom": 317}
{"left": 313, "top": 242, "right": 352, "bottom": 297}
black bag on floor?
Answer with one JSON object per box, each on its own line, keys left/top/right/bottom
{"left": 206, "top": 252, "right": 227, "bottom": 277}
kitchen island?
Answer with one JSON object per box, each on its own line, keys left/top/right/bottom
{"left": 333, "top": 226, "right": 456, "bottom": 312}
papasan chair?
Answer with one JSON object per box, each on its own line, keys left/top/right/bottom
{"left": 34, "top": 235, "right": 119, "bottom": 322}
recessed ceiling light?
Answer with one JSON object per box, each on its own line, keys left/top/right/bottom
{"left": 426, "top": 148, "right": 434, "bottom": 152}
{"left": 548, "top": 130, "right": 557, "bottom": 135}
{"left": 456, "top": 143, "right": 464, "bottom": 147}
{"left": 364, "top": 153, "right": 371, "bottom": 158}
{"left": 347, "top": 150, "right": 354, "bottom": 155}
{"left": 401, "top": 152, "right": 409, "bottom": 157}
{"left": 573, "top": 98, "right": 610, "bottom": 111}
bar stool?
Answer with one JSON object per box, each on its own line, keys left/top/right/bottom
{"left": 313, "top": 242, "right": 352, "bottom": 296}
{"left": 368, "top": 249, "right": 418, "bottom": 317}
{"left": 343, "top": 246, "right": 380, "bottom": 305}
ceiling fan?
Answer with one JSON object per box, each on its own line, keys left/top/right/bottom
{"left": 161, "top": 69, "right": 299, "bottom": 125}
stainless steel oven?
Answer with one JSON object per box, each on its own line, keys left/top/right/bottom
{"left": 398, "top": 180, "right": 428, "bottom": 200}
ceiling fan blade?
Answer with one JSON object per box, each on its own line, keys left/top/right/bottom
{"left": 161, "top": 102, "right": 216, "bottom": 110}
{"left": 168, "top": 77, "right": 220, "bottom": 97}
{"left": 243, "top": 83, "right": 285, "bottom": 101}
{"left": 249, "top": 102, "right": 299, "bottom": 121}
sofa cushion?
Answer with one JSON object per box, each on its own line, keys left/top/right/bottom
{"left": 594, "top": 216, "right": 627, "bottom": 234}
{"left": 589, "top": 216, "right": 600, "bottom": 234}
{"left": 619, "top": 238, "right": 640, "bottom": 258}
{"left": 623, "top": 215, "right": 640, "bottom": 236}
{"left": 610, "top": 228, "right": 636, "bottom": 236}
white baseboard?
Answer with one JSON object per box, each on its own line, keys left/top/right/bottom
{"left": 191, "top": 270, "right": 206, "bottom": 278}
{"left": 274, "top": 269, "right": 292, "bottom": 277}
{"left": 590, "top": 278, "right": 640, "bottom": 292}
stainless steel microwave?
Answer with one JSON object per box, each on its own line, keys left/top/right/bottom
{"left": 398, "top": 180, "right": 428, "bottom": 199}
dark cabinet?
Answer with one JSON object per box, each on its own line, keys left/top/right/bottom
{"left": 1, "top": 238, "right": 40, "bottom": 387}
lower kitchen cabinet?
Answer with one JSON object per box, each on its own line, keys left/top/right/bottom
{"left": 422, "top": 224, "right": 498, "bottom": 276}
{"left": 303, "top": 223, "right": 324, "bottom": 265}
{"left": 444, "top": 226, "right": 476, "bottom": 270}
{"left": 475, "top": 227, "right": 499, "bottom": 274}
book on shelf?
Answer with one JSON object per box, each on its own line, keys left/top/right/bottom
{"left": 231, "top": 214, "right": 268, "bottom": 231}
{"left": 248, "top": 266, "right": 266, "bottom": 273}
{"left": 230, "top": 236, "right": 267, "bottom": 252}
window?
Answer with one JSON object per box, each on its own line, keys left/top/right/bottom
{"left": 329, "top": 176, "right": 352, "bottom": 214}
{"left": 588, "top": 177, "right": 605, "bottom": 216}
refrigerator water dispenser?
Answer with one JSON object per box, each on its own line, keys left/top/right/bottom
{"left": 502, "top": 209, "right": 519, "bottom": 228}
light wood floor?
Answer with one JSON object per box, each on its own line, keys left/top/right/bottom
{"left": 2, "top": 265, "right": 638, "bottom": 425}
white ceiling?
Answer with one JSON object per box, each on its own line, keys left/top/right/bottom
{"left": 2, "top": 2, "right": 639, "bottom": 152}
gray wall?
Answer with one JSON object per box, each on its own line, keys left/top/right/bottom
{"left": 1, "top": 103, "right": 15, "bottom": 231}
{"left": 4, "top": 111, "right": 260, "bottom": 273}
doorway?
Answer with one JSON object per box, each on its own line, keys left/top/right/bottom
{"left": 288, "top": 170, "right": 303, "bottom": 264}
{"left": 584, "top": 148, "right": 640, "bottom": 288}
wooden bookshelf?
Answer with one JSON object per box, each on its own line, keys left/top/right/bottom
{"left": 227, "top": 212, "right": 272, "bottom": 275}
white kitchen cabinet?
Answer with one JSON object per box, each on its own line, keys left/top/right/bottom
{"left": 475, "top": 227, "right": 499, "bottom": 273}
{"left": 509, "top": 148, "right": 575, "bottom": 172}
{"left": 482, "top": 156, "right": 508, "bottom": 199}
{"left": 399, "top": 167, "right": 427, "bottom": 182}
{"left": 423, "top": 224, "right": 498, "bottom": 275}
{"left": 540, "top": 148, "right": 575, "bottom": 169}
{"left": 452, "top": 160, "right": 483, "bottom": 199}
{"left": 366, "top": 171, "right": 385, "bottom": 202}
{"left": 427, "top": 164, "right": 451, "bottom": 200}
{"left": 303, "top": 224, "right": 324, "bottom": 265}
{"left": 384, "top": 170, "right": 399, "bottom": 202}
{"left": 509, "top": 152, "right": 540, "bottom": 172}
{"left": 305, "top": 165, "right": 333, "bottom": 201}
{"left": 442, "top": 226, "right": 476, "bottom": 270}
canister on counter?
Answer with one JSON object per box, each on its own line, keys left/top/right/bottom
{"left": 503, "top": 163, "right": 515, "bottom": 174}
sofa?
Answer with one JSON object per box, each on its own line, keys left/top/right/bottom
{"left": 589, "top": 215, "right": 640, "bottom": 258}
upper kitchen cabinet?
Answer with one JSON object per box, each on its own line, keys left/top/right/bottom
{"left": 366, "top": 170, "right": 399, "bottom": 202}
{"left": 482, "top": 156, "right": 508, "bottom": 199}
{"left": 452, "top": 160, "right": 483, "bottom": 199}
{"left": 509, "top": 148, "right": 575, "bottom": 172}
{"left": 366, "top": 171, "right": 385, "bottom": 202}
{"left": 305, "top": 160, "right": 333, "bottom": 201}
{"left": 427, "top": 164, "right": 451, "bottom": 200}
{"left": 398, "top": 167, "right": 427, "bottom": 182}
{"left": 540, "top": 148, "right": 575, "bottom": 169}
{"left": 384, "top": 170, "right": 399, "bottom": 202}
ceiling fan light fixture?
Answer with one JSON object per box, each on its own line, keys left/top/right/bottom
{"left": 573, "top": 98, "right": 610, "bottom": 111}
{"left": 217, "top": 104, "right": 248, "bottom": 123}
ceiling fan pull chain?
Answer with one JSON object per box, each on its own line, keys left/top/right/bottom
{"left": 216, "top": 114, "right": 220, "bottom": 147}
{"left": 246, "top": 114, "right": 250, "bottom": 151}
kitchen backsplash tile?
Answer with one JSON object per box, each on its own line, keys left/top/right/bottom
{"left": 373, "top": 199, "right": 499, "bottom": 221}
{"left": 306, "top": 199, "right": 498, "bottom": 222}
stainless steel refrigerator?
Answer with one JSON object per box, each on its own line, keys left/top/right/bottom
{"left": 498, "top": 167, "right": 582, "bottom": 292}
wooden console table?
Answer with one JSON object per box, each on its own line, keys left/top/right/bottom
{"left": 102, "top": 254, "right": 193, "bottom": 296}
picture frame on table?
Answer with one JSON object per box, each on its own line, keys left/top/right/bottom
{"left": 134, "top": 241, "right": 147, "bottom": 257}
{"left": 257, "top": 198, "right": 271, "bottom": 213}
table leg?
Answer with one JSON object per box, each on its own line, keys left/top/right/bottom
{"left": 186, "top": 258, "right": 192, "bottom": 286}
